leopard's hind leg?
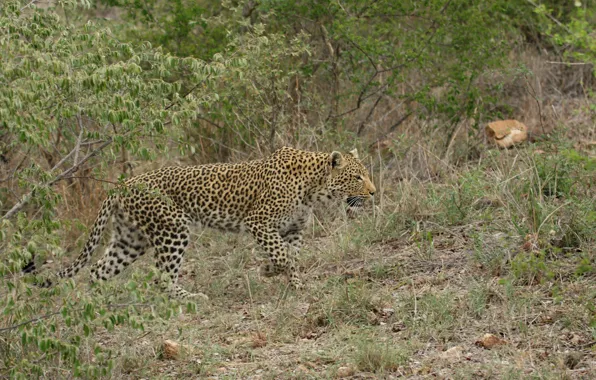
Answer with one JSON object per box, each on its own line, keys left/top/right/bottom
{"left": 117, "top": 189, "right": 206, "bottom": 300}
{"left": 90, "top": 209, "right": 149, "bottom": 282}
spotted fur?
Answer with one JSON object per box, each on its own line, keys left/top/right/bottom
{"left": 29, "top": 146, "right": 375, "bottom": 299}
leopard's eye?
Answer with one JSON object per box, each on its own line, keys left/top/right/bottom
{"left": 354, "top": 175, "right": 363, "bottom": 181}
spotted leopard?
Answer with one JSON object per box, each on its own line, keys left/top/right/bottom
{"left": 27, "top": 146, "right": 376, "bottom": 298}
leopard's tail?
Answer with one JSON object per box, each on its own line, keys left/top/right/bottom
{"left": 23, "top": 196, "right": 116, "bottom": 286}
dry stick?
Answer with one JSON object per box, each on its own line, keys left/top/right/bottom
{"left": 443, "top": 121, "right": 466, "bottom": 162}
{"left": 547, "top": 61, "right": 591, "bottom": 66}
{"left": 443, "top": 74, "right": 474, "bottom": 161}
{"left": 1, "top": 139, "right": 112, "bottom": 222}
{"left": 325, "top": 31, "right": 380, "bottom": 122}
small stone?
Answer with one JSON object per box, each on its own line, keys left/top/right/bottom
{"left": 336, "top": 366, "right": 355, "bottom": 378}
{"left": 295, "top": 302, "right": 311, "bottom": 317}
{"left": 475, "top": 333, "right": 506, "bottom": 349}
{"left": 440, "top": 346, "right": 463, "bottom": 360}
{"left": 570, "top": 334, "right": 582, "bottom": 345}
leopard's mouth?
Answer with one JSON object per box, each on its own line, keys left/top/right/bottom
{"left": 346, "top": 196, "right": 364, "bottom": 208}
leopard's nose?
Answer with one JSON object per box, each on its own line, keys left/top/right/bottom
{"left": 370, "top": 191, "right": 375, "bottom": 196}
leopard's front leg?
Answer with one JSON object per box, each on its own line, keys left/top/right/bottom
{"left": 269, "top": 209, "right": 309, "bottom": 277}
{"left": 247, "top": 221, "right": 303, "bottom": 289}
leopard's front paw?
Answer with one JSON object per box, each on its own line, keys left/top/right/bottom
{"left": 260, "top": 263, "right": 278, "bottom": 278}
{"left": 290, "top": 277, "right": 304, "bottom": 290}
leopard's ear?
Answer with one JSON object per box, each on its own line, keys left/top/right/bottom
{"left": 348, "top": 149, "right": 359, "bottom": 159}
{"left": 329, "top": 151, "right": 346, "bottom": 169}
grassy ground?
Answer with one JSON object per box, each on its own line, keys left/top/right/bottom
{"left": 7, "top": 137, "right": 594, "bottom": 379}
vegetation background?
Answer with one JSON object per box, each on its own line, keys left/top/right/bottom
{"left": 1, "top": 0, "right": 595, "bottom": 377}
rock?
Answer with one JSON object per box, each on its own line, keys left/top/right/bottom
{"left": 367, "top": 311, "right": 380, "bottom": 325}
{"left": 391, "top": 321, "right": 406, "bottom": 332}
{"left": 295, "top": 364, "right": 310, "bottom": 374}
{"left": 564, "top": 352, "right": 584, "bottom": 369}
{"left": 440, "top": 346, "right": 463, "bottom": 360}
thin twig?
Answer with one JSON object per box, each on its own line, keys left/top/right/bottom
{"left": 20, "top": 0, "right": 38, "bottom": 11}
{"left": 0, "top": 303, "right": 153, "bottom": 333}
{"left": 0, "top": 311, "right": 62, "bottom": 333}
{"left": 357, "top": 94, "right": 384, "bottom": 136}
{"left": 196, "top": 116, "right": 223, "bottom": 129}
{"left": 164, "top": 73, "right": 212, "bottom": 111}
{"left": 367, "top": 111, "right": 414, "bottom": 149}
{"left": 74, "top": 116, "right": 85, "bottom": 166}
{"left": 377, "top": 0, "right": 453, "bottom": 74}
{"left": 59, "top": 176, "right": 120, "bottom": 185}
{"left": 524, "top": 0, "right": 570, "bottom": 33}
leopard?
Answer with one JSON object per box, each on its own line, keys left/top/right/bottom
{"left": 26, "top": 146, "right": 376, "bottom": 299}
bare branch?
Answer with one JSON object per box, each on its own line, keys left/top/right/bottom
{"left": 1, "top": 139, "right": 112, "bottom": 222}
{"left": 329, "top": 0, "right": 452, "bottom": 121}
{"left": 368, "top": 110, "right": 414, "bottom": 149}
{"left": 357, "top": 94, "right": 384, "bottom": 136}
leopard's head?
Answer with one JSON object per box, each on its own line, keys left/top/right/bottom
{"left": 327, "top": 149, "right": 376, "bottom": 209}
